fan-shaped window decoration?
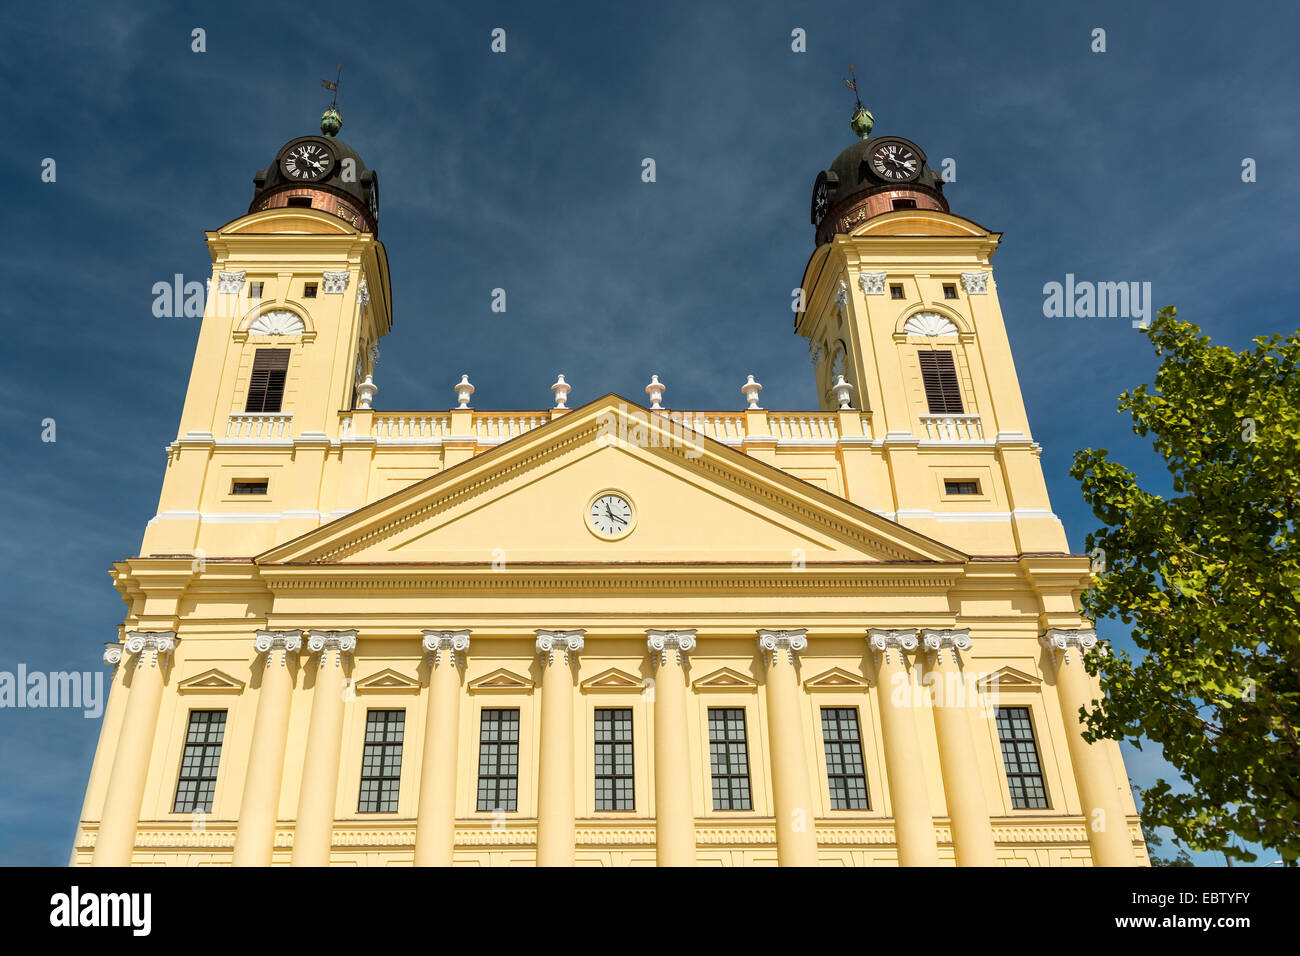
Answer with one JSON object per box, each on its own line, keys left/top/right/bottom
{"left": 903, "top": 312, "right": 959, "bottom": 337}
{"left": 249, "top": 310, "right": 305, "bottom": 336}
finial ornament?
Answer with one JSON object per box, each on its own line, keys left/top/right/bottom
{"left": 845, "top": 65, "right": 874, "bottom": 140}
{"left": 741, "top": 374, "right": 763, "bottom": 410}
{"left": 454, "top": 374, "right": 475, "bottom": 409}
{"left": 832, "top": 375, "right": 855, "bottom": 410}
{"left": 320, "top": 63, "right": 343, "bottom": 137}
{"left": 551, "top": 374, "right": 571, "bottom": 409}
{"left": 645, "top": 374, "right": 666, "bottom": 410}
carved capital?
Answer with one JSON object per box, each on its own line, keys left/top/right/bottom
{"left": 103, "top": 643, "right": 123, "bottom": 667}
{"left": 307, "top": 629, "right": 357, "bottom": 667}
{"left": 960, "top": 271, "right": 989, "bottom": 295}
{"left": 859, "top": 272, "right": 887, "bottom": 295}
{"left": 217, "top": 270, "right": 246, "bottom": 294}
{"left": 536, "top": 629, "right": 585, "bottom": 665}
{"left": 756, "top": 628, "right": 807, "bottom": 665}
{"left": 646, "top": 628, "right": 697, "bottom": 666}
{"left": 322, "top": 270, "right": 350, "bottom": 294}
{"left": 921, "top": 627, "right": 973, "bottom": 664}
{"left": 1040, "top": 628, "right": 1097, "bottom": 664}
{"left": 124, "top": 630, "right": 177, "bottom": 667}
{"left": 422, "top": 629, "right": 471, "bottom": 667}
{"left": 254, "top": 629, "right": 303, "bottom": 667}
{"left": 833, "top": 278, "right": 850, "bottom": 308}
{"left": 867, "top": 628, "right": 919, "bottom": 664}
{"left": 357, "top": 278, "right": 370, "bottom": 307}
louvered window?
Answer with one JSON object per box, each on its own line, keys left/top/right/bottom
{"left": 918, "top": 350, "right": 963, "bottom": 414}
{"left": 245, "top": 349, "right": 289, "bottom": 413}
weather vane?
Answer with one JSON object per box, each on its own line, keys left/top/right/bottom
{"left": 844, "top": 64, "right": 874, "bottom": 140}
{"left": 319, "top": 64, "right": 343, "bottom": 137}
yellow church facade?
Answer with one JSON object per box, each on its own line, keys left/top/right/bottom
{"left": 73, "top": 108, "right": 1148, "bottom": 867}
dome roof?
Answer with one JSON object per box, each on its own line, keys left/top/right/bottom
{"left": 250, "top": 127, "right": 379, "bottom": 233}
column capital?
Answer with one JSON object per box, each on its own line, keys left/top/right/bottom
{"left": 125, "top": 630, "right": 177, "bottom": 667}
{"left": 536, "top": 629, "right": 585, "bottom": 665}
{"left": 254, "top": 629, "right": 303, "bottom": 667}
{"left": 103, "top": 643, "right": 123, "bottom": 667}
{"left": 867, "top": 627, "right": 919, "bottom": 663}
{"left": 307, "top": 629, "right": 357, "bottom": 666}
{"left": 1040, "top": 627, "right": 1098, "bottom": 664}
{"left": 756, "top": 628, "right": 807, "bottom": 665}
{"left": 921, "top": 628, "right": 972, "bottom": 664}
{"left": 422, "top": 629, "right": 471, "bottom": 666}
{"left": 646, "top": 629, "right": 696, "bottom": 666}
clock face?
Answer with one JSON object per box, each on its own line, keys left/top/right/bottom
{"left": 280, "top": 141, "right": 334, "bottom": 182}
{"left": 587, "top": 493, "right": 634, "bottom": 539}
{"left": 870, "top": 141, "right": 920, "bottom": 182}
{"left": 812, "top": 179, "right": 830, "bottom": 223}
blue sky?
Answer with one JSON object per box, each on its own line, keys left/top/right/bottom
{"left": 1, "top": 0, "right": 1295, "bottom": 866}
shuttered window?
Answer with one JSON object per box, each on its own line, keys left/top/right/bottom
{"left": 918, "top": 350, "right": 963, "bottom": 414}
{"left": 244, "top": 349, "right": 289, "bottom": 413}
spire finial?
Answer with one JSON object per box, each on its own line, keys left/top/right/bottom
{"left": 844, "top": 65, "right": 874, "bottom": 140}
{"left": 320, "top": 63, "right": 343, "bottom": 137}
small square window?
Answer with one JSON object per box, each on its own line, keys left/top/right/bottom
{"left": 944, "top": 480, "right": 980, "bottom": 496}
{"left": 891, "top": 198, "right": 917, "bottom": 210}
{"left": 249, "top": 282, "right": 264, "bottom": 299}
{"left": 303, "top": 282, "right": 318, "bottom": 298}
{"left": 890, "top": 284, "right": 905, "bottom": 300}
{"left": 286, "top": 196, "right": 313, "bottom": 208}
{"left": 943, "top": 284, "right": 958, "bottom": 299}
{"left": 231, "top": 480, "right": 269, "bottom": 495}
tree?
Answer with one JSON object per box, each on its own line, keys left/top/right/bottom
{"left": 1070, "top": 306, "right": 1300, "bottom": 865}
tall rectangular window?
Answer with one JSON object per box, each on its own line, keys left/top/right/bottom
{"left": 997, "top": 706, "right": 1049, "bottom": 809}
{"left": 594, "top": 708, "right": 634, "bottom": 811}
{"left": 172, "top": 710, "right": 226, "bottom": 813}
{"left": 918, "top": 350, "right": 964, "bottom": 414}
{"left": 244, "top": 348, "right": 290, "bottom": 413}
{"left": 476, "top": 708, "right": 519, "bottom": 812}
{"left": 708, "top": 708, "right": 752, "bottom": 811}
{"left": 357, "top": 710, "right": 405, "bottom": 813}
{"left": 821, "top": 708, "right": 869, "bottom": 810}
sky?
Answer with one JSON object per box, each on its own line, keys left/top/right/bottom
{"left": 0, "top": 0, "right": 1296, "bottom": 866}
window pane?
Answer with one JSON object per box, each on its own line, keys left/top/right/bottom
{"left": 357, "top": 710, "right": 405, "bottom": 813}
{"left": 997, "top": 706, "right": 1049, "bottom": 809}
{"left": 821, "top": 708, "right": 870, "bottom": 810}
{"left": 594, "top": 709, "right": 634, "bottom": 811}
{"left": 708, "top": 708, "right": 752, "bottom": 811}
{"left": 476, "top": 708, "right": 520, "bottom": 812}
{"left": 172, "top": 710, "right": 226, "bottom": 814}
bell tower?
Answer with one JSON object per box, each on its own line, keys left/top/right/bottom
{"left": 147, "top": 106, "right": 393, "bottom": 555}
{"left": 798, "top": 93, "right": 1068, "bottom": 555}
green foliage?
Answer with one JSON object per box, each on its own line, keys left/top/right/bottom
{"left": 1071, "top": 306, "right": 1300, "bottom": 865}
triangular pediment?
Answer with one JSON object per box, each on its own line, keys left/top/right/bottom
{"left": 258, "top": 395, "right": 965, "bottom": 568}
{"left": 580, "top": 667, "right": 645, "bottom": 692}
{"left": 354, "top": 667, "right": 421, "bottom": 693}
{"left": 177, "top": 669, "right": 245, "bottom": 694}
{"left": 988, "top": 665, "right": 1041, "bottom": 687}
{"left": 693, "top": 667, "right": 758, "bottom": 691}
{"left": 803, "top": 666, "right": 870, "bottom": 690}
{"left": 468, "top": 668, "right": 534, "bottom": 693}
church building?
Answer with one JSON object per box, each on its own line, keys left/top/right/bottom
{"left": 74, "top": 98, "right": 1148, "bottom": 866}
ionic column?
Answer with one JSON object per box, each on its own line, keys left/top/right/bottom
{"left": 414, "top": 629, "right": 470, "bottom": 866}
{"left": 867, "top": 629, "right": 939, "bottom": 866}
{"left": 757, "top": 628, "right": 819, "bottom": 867}
{"left": 646, "top": 629, "right": 697, "bottom": 866}
{"left": 1042, "top": 629, "right": 1135, "bottom": 866}
{"left": 232, "top": 630, "right": 301, "bottom": 866}
{"left": 534, "top": 629, "right": 583, "bottom": 867}
{"left": 74, "top": 644, "right": 131, "bottom": 856}
{"left": 92, "top": 631, "right": 177, "bottom": 866}
{"left": 291, "top": 629, "right": 356, "bottom": 867}
{"left": 921, "top": 629, "right": 997, "bottom": 866}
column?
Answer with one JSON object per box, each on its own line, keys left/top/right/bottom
{"left": 232, "top": 630, "right": 301, "bottom": 866}
{"left": 74, "top": 644, "right": 130, "bottom": 859}
{"left": 92, "top": 631, "right": 177, "bottom": 866}
{"left": 646, "top": 629, "right": 697, "bottom": 866}
{"left": 867, "top": 629, "right": 939, "bottom": 866}
{"left": 757, "top": 629, "right": 820, "bottom": 867}
{"left": 414, "top": 629, "right": 470, "bottom": 866}
{"left": 1042, "top": 629, "right": 1136, "bottom": 866}
{"left": 922, "top": 629, "right": 997, "bottom": 866}
{"left": 534, "top": 629, "right": 583, "bottom": 867}
{"left": 290, "top": 629, "right": 356, "bottom": 866}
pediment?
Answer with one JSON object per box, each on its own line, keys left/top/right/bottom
{"left": 803, "top": 666, "right": 870, "bottom": 690}
{"left": 258, "top": 394, "right": 965, "bottom": 568}
{"left": 988, "top": 665, "right": 1041, "bottom": 687}
{"left": 468, "top": 668, "right": 534, "bottom": 693}
{"left": 177, "top": 669, "right": 245, "bottom": 694}
{"left": 580, "top": 667, "right": 645, "bottom": 692}
{"left": 693, "top": 667, "right": 758, "bottom": 691}
{"left": 354, "top": 667, "right": 421, "bottom": 693}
